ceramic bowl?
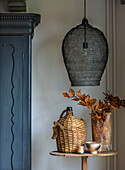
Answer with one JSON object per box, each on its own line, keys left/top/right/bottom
{"left": 86, "top": 142, "right": 101, "bottom": 154}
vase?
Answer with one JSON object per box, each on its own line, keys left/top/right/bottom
{"left": 91, "top": 112, "right": 112, "bottom": 151}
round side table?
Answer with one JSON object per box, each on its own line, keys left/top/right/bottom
{"left": 50, "top": 151, "right": 118, "bottom": 170}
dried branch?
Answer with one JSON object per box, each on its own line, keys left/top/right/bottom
{"left": 62, "top": 89, "right": 125, "bottom": 122}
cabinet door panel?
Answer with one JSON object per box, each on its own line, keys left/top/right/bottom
{"left": 0, "top": 35, "right": 31, "bottom": 170}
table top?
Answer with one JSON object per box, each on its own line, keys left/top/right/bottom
{"left": 50, "top": 151, "right": 118, "bottom": 157}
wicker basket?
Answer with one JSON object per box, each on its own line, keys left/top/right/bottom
{"left": 52, "top": 107, "right": 86, "bottom": 153}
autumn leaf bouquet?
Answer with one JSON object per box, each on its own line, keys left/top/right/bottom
{"left": 63, "top": 89, "right": 125, "bottom": 123}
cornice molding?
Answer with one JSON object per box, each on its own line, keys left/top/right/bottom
{"left": 0, "top": 13, "right": 40, "bottom": 26}
{"left": 0, "top": 13, "right": 41, "bottom": 37}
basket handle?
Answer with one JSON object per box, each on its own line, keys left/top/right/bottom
{"left": 60, "top": 109, "right": 67, "bottom": 118}
{"left": 51, "top": 126, "right": 58, "bottom": 139}
{"left": 54, "top": 121, "right": 64, "bottom": 130}
{"left": 51, "top": 121, "right": 64, "bottom": 139}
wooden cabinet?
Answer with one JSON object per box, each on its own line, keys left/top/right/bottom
{"left": 0, "top": 13, "right": 40, "bottom": 170}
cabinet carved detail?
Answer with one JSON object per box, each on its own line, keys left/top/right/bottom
{"left": 0, "top": 43, "right": 15, "bottom": 170}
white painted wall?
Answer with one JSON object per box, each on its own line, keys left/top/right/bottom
{"left": 28, "top": 0, "right": 107, "bottom": 169}
{"left": 116, "top": 0, "right": 125, "bottom": 169}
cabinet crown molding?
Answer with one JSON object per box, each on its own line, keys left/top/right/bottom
{"left": 0, "top": 13, "right": 41, "bottom": 37}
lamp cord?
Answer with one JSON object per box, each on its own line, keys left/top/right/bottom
{"left": 84, "top": 0, "right": 86, "bottom": 18}
{"left": 83, "top": 0, "right": 87, "bottom": 43}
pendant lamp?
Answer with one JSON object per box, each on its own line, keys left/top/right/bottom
{"left": 62, "top": 0, "right": 108, "bottom": 86}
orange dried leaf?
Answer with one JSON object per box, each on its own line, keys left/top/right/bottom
{"left": 62, "top": 92, "right": 69, "bottom": 98}
{"left": 90, "top": 99, "right": 97, "bottom": 105}
{"left": 69, "top": 89, "right": 75, "bottom": 96}
{"left": 92, "top": 106, "right": 96, "bottom": 113}
{"left": 76, "top": 90, "right": 83, "bottom": 98}
{"left": 110, "top": 105, "right": 116, "bottom": 110}
{"left": 103, "top": 102, "right": 108, "bottom": 108}
{"left": 96, "top": 114, "right": 102, "bottom": 120}
{"left": 79, "top": 100, "right": 86, "bottom": 106}
{"left": 90, "top": 113, "right": 95, "bottom": 119}
{"left": 112, "top": 102, "right": 120, "bottom": 109}
{"left": 82, "top": 94, "right": 86, "bottom": 99}
{"left": 72, "top": 97, "right": 79, "bottom": 101}
{"left": 88, "top": 105, "right": 92, "bottom": 109}
{"left": 85, "top": 95, "right": 90, "bottom": 102}
{"left": 99, "top": 100, "right": 103, "bottom": 107}
{"left": 77, "top": 102, "right": 84, "bottom": 106}
{"left": 90, "top": 113, "right": 95, "bottom": 116}
{"left": 96, "top": 109, "right": 102, "bottom": 114}
{"left": 96, "top": 103, "right": 100, "bottom": 110}
{"left": 99, "top": 119, "right": 104, "bottom": 123}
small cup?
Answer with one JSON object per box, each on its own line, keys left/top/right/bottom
{"left": 86, "top": 142, "right": 101, "bottom": 154}
{"left": 77, "top": 145, "right": 84, "bottom": 154}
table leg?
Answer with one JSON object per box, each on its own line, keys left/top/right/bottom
{"left": 81, "top": 157, "right": 88, "bottom": 170}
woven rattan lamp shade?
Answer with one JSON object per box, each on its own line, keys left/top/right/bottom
{"left": 62, "top": 18, "right": 108, "bottom": 86}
